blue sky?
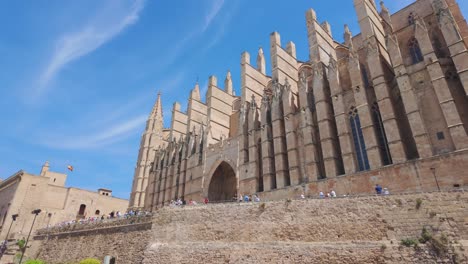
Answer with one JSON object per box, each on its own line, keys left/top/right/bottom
{"left": 1, "top": 0, "right": 467, "bottom": 199}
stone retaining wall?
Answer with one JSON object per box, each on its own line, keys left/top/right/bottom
{"left": 32, "top": 192, "right": 468, "bottom": 263}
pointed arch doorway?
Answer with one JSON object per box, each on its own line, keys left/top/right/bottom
{"left": 208, "top": 161, "right": 237, "bottom": 202}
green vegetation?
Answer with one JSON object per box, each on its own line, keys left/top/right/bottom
{"left": 380, "top": 244, "right": 387, "bottom": 251}
{"left": 401, "top": 238, "right": 419, "bottom": 247}
{"left": 415, "top": 198, "right": 423, "bottom": 209}
{"left": 79, "top": 258, "right": 101, "bottom": 264}
{"left": 24, "top": 260, "right": 46, "bottom": 264}
{"left": 419, "top": 227, "right": 432, "bottom": 243}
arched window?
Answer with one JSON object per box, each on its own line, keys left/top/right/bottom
{"left": 349, "top": 107, "right": 370, "bottom": 171}
{"left": 371, "top": 103, "right": 392, "bottom": 165}
{"left": 257, "top": 138, "right": 264, "bottom": 193}
{"left": 78, "top": 204, "right": 86, "bottom": 216}
{"left": 409, "top": 37, "right": 424, "bottom": 64}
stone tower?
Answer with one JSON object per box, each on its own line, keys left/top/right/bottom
{"left": 129, "top": 92, "right": 167, "bottom": 209}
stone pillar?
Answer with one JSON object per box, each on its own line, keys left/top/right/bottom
{"left": 247, "top": 100, "right": 261, "bottom": 194}
{"left": 260, "top": 94, "right": 276, "bottom": 191}
{"left": 365, "top": 37, "right": 407, "bottom": 163}
{"left": 271, "top": 81, "right": 291, "bottom": 188}
{"left": 158, "top": 153, "right": 169, "bottom": 206}
{"left": 386, "top": 34, "right": 433, "bottom": 158}
{"left": 347, "top": 55, "right": 382, "bottom": 168}
{"left": 327, "top": 57, "right": 357, "bottom": 174}
{"left": 313, "top": 63, "right": 340, "bottom": 178}
{"left": 432, "top": 0, "right": 468, "bottom": 96}
{"left": 177, "top": 141, "right": 188, "bottom": 200}
{"left": 415, "top": 18, "right": 468, "bottom": 149}
{"left": 282, "top": 80, "right": 301, "bottom": 185}
{"left": 298, "top": 71, "right": 321, "bottom": 181}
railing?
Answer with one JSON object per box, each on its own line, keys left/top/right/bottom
{"left": 35, "top": 213, "right": 153, "bottom": 235}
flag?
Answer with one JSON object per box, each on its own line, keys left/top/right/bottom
{"left": 67, "top": 165, "right": 74, "bottom": 172}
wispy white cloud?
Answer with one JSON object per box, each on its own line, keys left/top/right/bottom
{"left": 151, "top": 0, "right": 226, "bottom": 72}
{"left": 202, "top": 0, "right": 225, "bottom": 32}
{"left": 203, "top": 1, "right": 239, "bottom": 50}
{"left": 40, "top": 114, "right": 147, "bottom": 150}
{"left": 36, "top": 0, "right": 145, "bottom": 97}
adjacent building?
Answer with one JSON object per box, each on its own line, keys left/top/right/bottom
{"left": 0, "top": 162, "right": 128, "bottom": 242}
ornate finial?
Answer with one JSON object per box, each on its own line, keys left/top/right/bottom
{"left": 344, "top": 24, "right": 351, "bottom": 34}
{"left": 380, "top": 1, "right": 389, "bottom": 13}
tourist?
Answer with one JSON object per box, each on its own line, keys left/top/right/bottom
{"left": 375, "top": 184, "right": 382, "bottom": 195}
{"left": 383, "top": 188, "right": 390, "bottom": 195}
{"left": 330, "top": 190, "right": 336, "bottom": 198}
{"left": 300, "top": 193, "right": 305, "bottom": 199}
{"left": 319, "top": 191, "right": 324, "bottom": 199}
{"left": 244, "top": 194, "right": 250, "bottom": 202}
{"left": 253, "top": 194, "right": 260, "bottom": 202}
{"left": 204, "top": 197, "right": 209, "bottom": 204}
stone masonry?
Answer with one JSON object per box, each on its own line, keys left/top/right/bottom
{"left": 129, "top": 0, "right": 468, "bottom": 211}
{"left": 33, "top": 192, "right": 468, "bottom": 263}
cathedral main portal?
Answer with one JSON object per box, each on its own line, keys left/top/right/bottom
{"left": 208, "top": 161, "right": 237, "bottom": 202}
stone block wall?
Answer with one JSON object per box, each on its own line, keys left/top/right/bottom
{"left": 29, "top": 192, "right": 467, "bottom": 264}
{"left": 32, "top": 217, "right": 152, "bottom": 264}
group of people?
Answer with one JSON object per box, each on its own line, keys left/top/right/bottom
{"left": 375, "top": 184, "right": 390, "bottom": 195}
{"left": 236, "top": 194, "right": 261, "bottom": 202}
{"left": 48, "top": 209, "right": 150, "bottom": 229}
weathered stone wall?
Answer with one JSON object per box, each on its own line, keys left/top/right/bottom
{"left": 143, "top": 192, "right": 468, "bottom": 264}
{"left": 30, "top": 192, "right": 467, "bottom": 264}
{"left": 32, "top": 217, "right": 152, "bottom": 264}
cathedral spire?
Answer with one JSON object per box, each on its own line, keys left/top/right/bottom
{"left": 150, "top": 92, "right": 163, "bottom": 121}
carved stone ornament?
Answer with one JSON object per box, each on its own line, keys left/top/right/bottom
{"left": 299, "top": 70, "right": 307, "bottom": 84}
{"left": 273, "top": 80, "right": 283, "bottom": 100}
{"left": 250, "top": 94, "right": 257, "bottom": 109}
{"left": 433, "top": 0, "right": 454, "bottom": 25}
{"left": 365, "top": 38, "right": 379, "bottom": 57}
{"left": 313, "top": 63, "right": 323, "bottom": 79}
{"left": 284, "top": 78, "right": 291, "bottom": 92}
{"left": 261, "top": 89, "right": 270, "bottom": 106}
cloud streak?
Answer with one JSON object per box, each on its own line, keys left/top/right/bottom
{"left": 40, "top": 114, "right": 147, "bottom": 150}
{"left": 36, "top": 0, "right": 145, "bottom": 96}
{"left": 202, "top": 0, "right": 225, "bottom": 32}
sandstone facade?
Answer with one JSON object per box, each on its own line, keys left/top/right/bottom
{"left": 0, "top": 162, "right": 128, "bottom": 245}
{"left": 130, "top": 0, "right": 468, "bottom": 211}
